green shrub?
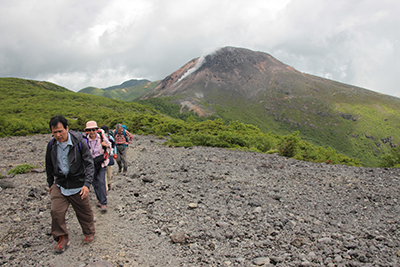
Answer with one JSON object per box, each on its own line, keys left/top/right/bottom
{"left": 379, "top": 146, "right": 400, "bottom": 168}
{"left": 279, "top": 132, "right": 301, "bottom": 158}
{"left": 7, "top": 164, "right": 37, "bottom": 175}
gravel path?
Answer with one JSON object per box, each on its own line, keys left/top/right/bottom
{"left": 0, "top": 134, "right": 400, "bottom": 266}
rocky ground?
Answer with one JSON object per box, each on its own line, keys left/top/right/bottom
{"left": 0, "top": 134, "right": 400, "bottom": 267}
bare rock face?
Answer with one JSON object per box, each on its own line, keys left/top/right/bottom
{"left": 151, "top": 58, "right": 200, "bottom": 94}
{"left": 0, "top": 134, "right": 400, "bottom": 266}
{"left": 139, "top": 46, "right": 298, "bottom": 117}
{"left": 142, "top": 46, "right": 292, "bottom": 102}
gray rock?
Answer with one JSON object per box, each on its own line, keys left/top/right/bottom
{"left": 0, "top": 179, "right": 14, "bottom": 188}
{"left": 253, "top": 257, "right": 270, "bottom": 265}
{"left": 87, "top": 261, "right": 114, "bottom": 267}
{"left": 170, "top": 231, "right": 187, "bottom": 243}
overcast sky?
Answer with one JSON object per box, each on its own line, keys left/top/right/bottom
{"left": 1, "top": 0, "right": 399, "bottom": 98}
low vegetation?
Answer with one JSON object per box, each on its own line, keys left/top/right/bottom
{"left": 155, "top": 118, "right": 361, "bottom": 166}
{"left": 3, "top": 77, "right": 397, "bottom": 167}
{"left": 7, "top": 164, "right": 37, "bottom": 175}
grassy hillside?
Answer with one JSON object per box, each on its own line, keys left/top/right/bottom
{"left": 136, "top": 83, "right": 400, "bottom": 167}
{"left": 79, "top": 87, "right": 114, "bottom": 98}
{"left": 79, "top": 80, "right": 159, "bottom": 101}
{"left": 211, "top": 97, "right": 400, "bottom": 167}
{"left": 0, "top": 78, "right": 163, "bottom": 136}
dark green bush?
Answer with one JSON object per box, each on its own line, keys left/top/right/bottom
{"left": 379, "top": 146, "right": 400, "bottom": 168}
{"left": 279, "top": 132, "right": 301, "bottom": 158}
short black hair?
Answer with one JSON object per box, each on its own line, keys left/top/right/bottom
{"left": 49, "top": 116, "right": 68, "bottom": 131}
{"left": 101, "top": 125, "right": 109, "bottom": 134}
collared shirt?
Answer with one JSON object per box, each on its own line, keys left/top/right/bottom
{"left": 88, "top": 134, "right": 102, "bottom": 158}
{"left": 56, "top": 132, "right": 81, "bottom": 196}
{"left": 88, "top": 133, "right": 110, "bottom": 168}
{"left": 56, "top": 132, "right": 72, "bottom": 175}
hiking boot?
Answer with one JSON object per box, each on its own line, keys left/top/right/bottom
{"left": 54, "top": 235, "right": 69, "bottom": 253}
{"left": 118, "top": 168, "right": 122, "bottom": 173}
{"left": 96, "top": 202, "right": 101, "bottom": 208}
{"left": 100, "top": 205, "right": 107, "bottom": 213}
{"left": 108, "top": 184, "right": 111, "bottom": 191}
{"left": 83, "top": 235, "right": 94, "bottom": 244}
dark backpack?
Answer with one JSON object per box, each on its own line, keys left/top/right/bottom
{"left": 47, "top": 134, "right": 87, "bottom": 155}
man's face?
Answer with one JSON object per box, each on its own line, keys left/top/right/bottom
{"left": 117, "top": 127, "right": 123, "bottom": 134}
{"left": 51, "top": 122, "right": 69, "bottom": 143}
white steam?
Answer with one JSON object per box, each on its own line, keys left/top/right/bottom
{"left": 176, "top": 56, "right": 206, "bottom": 84}
{"left": 174, "top": 47, "right": 222, "bottom": 85}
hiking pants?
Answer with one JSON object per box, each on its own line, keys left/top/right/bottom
{"left": 50, "top": 184, "right": 95, "bottom": 240}
{"left": 93, "top": 166, "right": 107, "bottom": 205}
{"left": 116, "top": 145, "right": 128, "bottom": 172}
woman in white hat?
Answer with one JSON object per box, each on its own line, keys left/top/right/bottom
{"left": 85, "top": 120, "right": 111, "bottom": 213}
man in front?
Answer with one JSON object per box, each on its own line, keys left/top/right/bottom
{"left": 45, "top": 116, "right": 96, "bottom": 253}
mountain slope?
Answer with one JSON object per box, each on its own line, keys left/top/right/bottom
{"left": 79, "top": 79, "right": 159, "bottom": 101}
{"left": 139, "top": 47, "right": 400, "bottom": 166}
{"left": 103, "top": 79, "right": 150, "bottom": 91}
{"left": 79, "top": 86, "right": 113, "bottom": 98}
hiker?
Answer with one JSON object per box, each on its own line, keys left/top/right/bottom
{"left": 101, "top": 125, "right": 117, "bottom": 192}
{"left": 113, "top": 124, "right": 134, "bottom": 175}
{"left": 45, "top": 116, "right": 96, "bottom": 253}
{"left": 85, "top": 121, "right": 111, "bottom": 213}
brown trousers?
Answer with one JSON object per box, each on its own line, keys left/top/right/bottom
{"left": 50, "top": 184, "right": 95, "bottom": 240}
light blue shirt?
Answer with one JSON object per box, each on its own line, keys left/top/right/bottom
{"left": 56, "top": 133, "right": 72, "bottom": 175}
{"left": 56, "top": 132, "right": 82, "bottom": 196}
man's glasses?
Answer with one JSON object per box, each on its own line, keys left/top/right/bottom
{"left": 86, "top": 128, "right": 98, "bottom": 132}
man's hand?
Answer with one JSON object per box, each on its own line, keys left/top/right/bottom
{"left": 80, "top": 186, "right": 89, "bottom": 199}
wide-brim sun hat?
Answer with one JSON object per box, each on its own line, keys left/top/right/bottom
{"left": 85, "top": 121, "right": 99, "bottom": 130}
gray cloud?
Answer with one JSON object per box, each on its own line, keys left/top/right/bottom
{"left": 0, "top": 0, "right": 399, "bottom": 98}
